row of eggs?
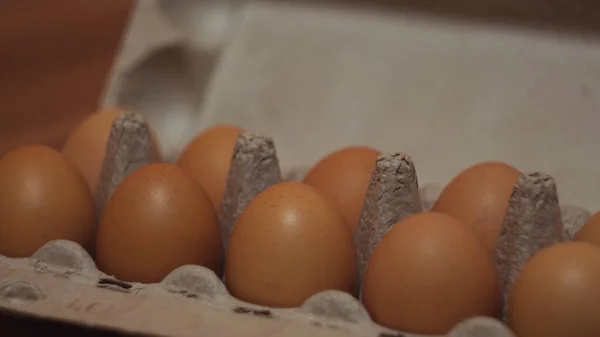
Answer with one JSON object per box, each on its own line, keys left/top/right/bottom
{"left": 1, "top": 108, "right": 600, "bottom": 336}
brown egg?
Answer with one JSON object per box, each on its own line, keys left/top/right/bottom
{"left": 363, "top": 212, "right": 501, "bottom": 335}
{"left": 432, "top": 162, "right": 521, "bottom": 254}
{"left": 96, "top": 163, "right": 222, "bottom": 283}
{"left": 508, "top": 242, "right": 600, "bottom": 337}
{"left": 62, "top": 108, "right": 161, "bottom": 195}
{"left": 177, "top": 125, "right": 244, "bottom": 211}
{"left": 226, "top": 182, "right": 357, "bottom": 307}
{"left": 303, "top": 146, "right": 380, "bottom": 233}
{"left": 574, "top": 212, "right": 600, "bottom": 246}
{"left": 0, "top": 145, "right": 96, "bottom": 257}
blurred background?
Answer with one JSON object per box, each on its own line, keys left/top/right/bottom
{"left": 1, "top": 0, "right": 599, "bottom": 156}
{"left": 0, "top": 0, "right": 599, "bottom": 211}
{"left": 0, "top": 1, "right": 134, "bottom": 155}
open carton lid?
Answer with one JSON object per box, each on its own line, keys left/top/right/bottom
{"left": 108, "top": 0, "right": 600, "bottom": 211}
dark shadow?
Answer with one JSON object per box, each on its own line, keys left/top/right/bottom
{"left": 115, "top": 43, "right": 219, "bottom": 161}
{"left": 270, "top": 0, "right": 600, "bottom": 37}
{"left": 0, "top": 309, "right": 159, "bottom": 337}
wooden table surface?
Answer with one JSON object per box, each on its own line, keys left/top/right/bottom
{"left": 0, "top": 1, "right": 134, "bottom": 156}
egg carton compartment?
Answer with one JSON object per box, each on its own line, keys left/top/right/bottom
{"left": 0, "top": 240, "right": 511, "bottom": 337}
{"left": 2, "top": 111, "right": 593, "bottom": 336}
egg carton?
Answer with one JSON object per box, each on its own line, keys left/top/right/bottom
{"left": 1, "top": 112, "right": 592, "bottom": 336}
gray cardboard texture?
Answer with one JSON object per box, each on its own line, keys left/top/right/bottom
{"left": 107, "top": 0, "right": 600, "bottom": 212}
{"left": 107, "top": 1, "right": 600, "bottom": 218}
{"left": 493, "top": 173, "right": 563, "bottom": 319}
{"left": 219, "top": 133, "right": 282, "bottom": 252}
{"left": 354, "top": 153, "right": 421, "bottom": 290}
{"left": 3, "top": 0, "right": 600, "bottom": 336}
{"left": 189, "top": 2, "right": 600, "bottom": 212}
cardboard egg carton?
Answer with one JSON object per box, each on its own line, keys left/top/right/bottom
{"left": 0, "top": 111, "right": 592, "bottom": 336}
{"left": 4, "top": 0, "right": 600, "bottom": 335}
{"left": 107, "top": 1, "right": 600, "bottom": 213}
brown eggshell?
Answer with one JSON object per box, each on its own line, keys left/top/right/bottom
{"left": 177, "top": 125, "right": 244, "bottom": 211}
{"left": 225, "top": 182, "right": 357, "bottom": 308}
{"left": 0, "top": 145, "right": 96, "bottom": 257}
{"left": 432, "top": 162, "right": 521, "bottom": 254}
{"left": 508, "top": 242, "right": 600, "bottom": 337}
{"left": 96, "top": 163, "right": 222, "bottom": 283}
{"left": 303, "top": 146, "right": 380, "bottom": 233}
{"left": 62, "top": 108, "right": 161, "bottom": 194}
{"left": 574, "top": 211, "right": 600, "bottom": 246}
{"left": 363, "top": 212, "right": 501, "bottom": 335}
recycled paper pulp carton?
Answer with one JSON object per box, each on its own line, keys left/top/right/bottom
{"left": 2, "top": 1, "right": 600, "bottom": 336}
